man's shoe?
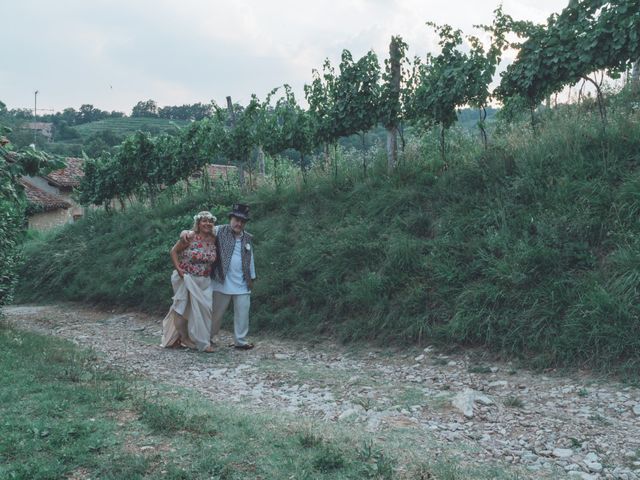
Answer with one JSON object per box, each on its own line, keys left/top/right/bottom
{"left": 234, "top": 343, "right": 254, "bottom": 350}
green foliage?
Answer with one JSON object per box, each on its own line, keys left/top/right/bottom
{"left": 304, "top": 58, "right": 339, "bottom": 147}
{"left": 131, "top": 98, "right": 159, "bottom": 118}
{"left": 77, "top": 119, "right": 228, "bottom": 208}
{"left": 406, "top": 16, "right": 508, "bottom": 157}
{"left": 498, "top": 0, "right": 640, "bottom": 111}
{"left": 380, "top": 36, "right": 408, "bottom": 131}
{"left": 16, "top": 190, "right": 238, "bottom": 311}
{"left": 0, "top": 130, "right": 64, "bottom": 310}
{"left": 334, "top": 50, "right": 381, "bottom": 139}
{"left": 0, "top": 201, "right": 22, "bottom": 307}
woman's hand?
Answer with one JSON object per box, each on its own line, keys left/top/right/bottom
{"left": 176, "top": 267, "right": 185, "bottom": 278}
{"left": 180, "top": 230, "right": 195, "bottom": 243}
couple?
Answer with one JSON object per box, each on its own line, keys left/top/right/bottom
{"left": 161, "top": 203, "right": 256, "bottom": 352}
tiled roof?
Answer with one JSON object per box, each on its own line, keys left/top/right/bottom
{"left": 44, "top": 157, "right": 84, "bottom": 187}
{"left": 21, "top": 179, "right": 71, "bottom": 211}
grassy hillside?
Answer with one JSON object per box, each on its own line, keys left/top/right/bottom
{"left": 72, "top": 117, "right": 191, "bottom": 139}
{"left": 15, "top": 98, "right": 640, "bottom": 376}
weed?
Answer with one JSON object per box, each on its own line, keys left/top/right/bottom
{"left": 298, "top": 431, "right": 323, "bottom": 449}
{"left": 358, "top": 439, "right": 375, "bottom": 461}
{"left": 468, "top": 364, "right": 493, "bottom": 374}
{"left": 106, "top": 381, "right": 131, "bottom": 402}
{"left": 588, "top": 413, "right": 612, "bottom": 426}
{"left": 503, "top": 396, "right": 524, "bottom": 409}
{"left": 354, "top": 396, "right": 374, "bottom": 411}
{"left": 312, "top": 445, "right": 345, "bottom": 472}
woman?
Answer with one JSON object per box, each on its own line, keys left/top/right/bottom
{"left": 161, "top": 211, "right": 218, "bottom": 352}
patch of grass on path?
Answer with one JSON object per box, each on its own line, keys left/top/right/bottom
{"left": 0, "top": 322, "right": 525, "bottom": 479}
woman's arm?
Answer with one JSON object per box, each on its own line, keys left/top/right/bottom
{"left": 170, "top": 238, "right": 189, "bottom": 278}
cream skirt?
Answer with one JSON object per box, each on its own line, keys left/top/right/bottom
{"left": 161, "top": 271, "right": 212, "bottom": 351}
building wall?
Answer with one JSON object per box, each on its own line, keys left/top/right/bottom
{"left": 24, "top": 175, "right": 85, "bottom": 228}
{"left": 28, "top": 208, "right": 74, "bottom": 231}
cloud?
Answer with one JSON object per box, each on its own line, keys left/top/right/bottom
{"left": 0, "top": 0, "right": 564, "bottom": 112}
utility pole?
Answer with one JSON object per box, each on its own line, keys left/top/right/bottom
{"left": 33, "top": 90, "right": 39, "bottom": 147}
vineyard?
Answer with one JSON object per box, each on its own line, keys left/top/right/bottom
{"left": 4, "top": 0, "right": 640, "bottom": 374}
{"left": 71, "top": 117, "right": 191, "bottom": 140}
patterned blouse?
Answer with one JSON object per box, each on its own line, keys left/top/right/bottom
{"left": 178, "top": 234, "right": 217, "bottom": 277}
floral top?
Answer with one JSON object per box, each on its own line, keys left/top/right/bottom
{"left": 178, "top": 234, "right": 217, "bottom": 277}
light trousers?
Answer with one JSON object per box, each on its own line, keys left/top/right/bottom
{"left": 211, "top": 291, "right": 251, "bottom": 346}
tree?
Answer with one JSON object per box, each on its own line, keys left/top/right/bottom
{"left": 131, "top": 99, "right": 159, "bottom": 118}
{"left": 497, "top": 0, "right": 640, "bottom": 123}
{"left": 333, "top": 50, "right": 381, "bottom": 177}
{"left": 380, "top": 36, "right": 408, "bottom": 171}
{"left": 77, "top": 104, "right": 109, "bottom": 124}
{"left": 59, "top": 107, "right": 78, "bottom": 126}
{"left": 0, "top": 128, "right": 64, "bottom": 306}
{"left": 304, "top": 59, "right": 338, "bottom": 174}
{"left": 255, "top": 86, "right": 313, "bottom": 187}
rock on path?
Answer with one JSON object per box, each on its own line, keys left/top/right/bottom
{"left": 3, "top": 304, "right": 640, "bottom": 479}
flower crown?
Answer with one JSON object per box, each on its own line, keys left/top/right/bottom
{"left": 193, "top": 211, "right": 217, "bottom": 223}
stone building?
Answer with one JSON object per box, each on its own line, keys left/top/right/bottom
{"left": 22, "top": 157, "right": 84, "bottom": 230}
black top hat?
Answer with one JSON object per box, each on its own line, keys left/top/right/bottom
{"left": 228, "top": 203, "right": 250, "bottom": 221}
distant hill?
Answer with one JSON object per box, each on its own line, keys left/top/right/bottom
{"left": 72, "top": 117, "right": 192, "bottom": 139}
{"left": 457, "top": 107, "right": 499, "bottom": 130}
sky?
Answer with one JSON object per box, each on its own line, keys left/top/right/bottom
{"left": 2, "top": 0, "right": 566, "bottom": 115}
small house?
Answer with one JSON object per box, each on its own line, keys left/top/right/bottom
{"left": 23, "top": 157, "right": 84, "bottom": 230}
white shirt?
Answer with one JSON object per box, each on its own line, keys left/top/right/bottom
{"left": 210, "top": 236, "right": 256, "bottom": 295}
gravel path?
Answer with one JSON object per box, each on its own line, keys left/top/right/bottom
{"left": 4, "top": 304, "right": 640, "bottom": 479}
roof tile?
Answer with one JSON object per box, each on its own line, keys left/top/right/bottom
{"left": 44, "top": 157, "right": 84, "bottom": 187}
{"left": 21, "top": 179, "right": 71, "bottom": 211}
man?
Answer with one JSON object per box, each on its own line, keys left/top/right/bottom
{"left": 183, "top": 203, "right": 256, "bottom": 349}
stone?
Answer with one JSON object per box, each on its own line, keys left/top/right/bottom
{"left": 567, "top": 473, "right": 598, "bottom": 480}
{"left": 586, "top": 461, "right": 602, "bottom": 473}
{"left": 488, "top": 380, "right": 508, "bottom": 388}
{"left": 553, "top": 448, "right": 574, "bottom": 458}
{"left": 451, "top": 389, "right": 493, "bottom": 418}
{"left": 584, "top": 452, "right": 599, "bottom": 463}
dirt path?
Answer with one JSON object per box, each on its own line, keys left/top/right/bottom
{"left": 3, "top": 304, "right": 640, "bottom": 479}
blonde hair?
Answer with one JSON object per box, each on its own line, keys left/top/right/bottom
{"left": 192, "top": 211, "right": 217, "bottom": 234}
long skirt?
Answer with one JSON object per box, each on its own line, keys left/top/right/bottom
{"left": 161, "top": 271, "right": 212, "bottom": 351}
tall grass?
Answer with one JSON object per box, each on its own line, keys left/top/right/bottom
{"left": 15, "top": 98, "right": 640, "bottom": 375}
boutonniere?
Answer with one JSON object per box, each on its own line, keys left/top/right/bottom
{"left": 245, "top": 243, "right": 251, "bottom": 252}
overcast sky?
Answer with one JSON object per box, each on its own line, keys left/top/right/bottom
{"left": 2, "top": 0, "right": 565, "bottom": 115}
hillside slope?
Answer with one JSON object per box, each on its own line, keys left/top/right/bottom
{"left": 15, "top": 104, "right": 640, "bottom": 375}
{"left": 72, "top": 117, "right": 191, "bottom": 139}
